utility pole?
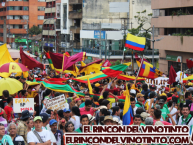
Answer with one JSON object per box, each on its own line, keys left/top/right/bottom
{"left": 122, "top": 19, "right": 126, "bottom": 64}
{"left": 22, "top": 19, "right": 29, "bottom": 51}
{"left": 99, "top": 22, "right": 102, "bottom": 59}
{"left": 147, "top": 25, "right": 164, "bottom": 66}
{"left": 54, "top": 20, "right": 57, "bottom": 53}
{"left": 105, "top": 33, "right": 107, "bottom": 60}
{"left": 3, "top": 19, "right": 6, "bottom": 44}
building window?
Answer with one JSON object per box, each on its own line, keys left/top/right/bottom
{"left": 38, "top": 7, "right": 45, "bottom": 11}
{"left": 38, "top": 0, "right": 45, "bottom": 1}
{"left": 152, "top": 9, "right": 160, "bottom": 18}
{"left": 63, "top": 4, "right": 67, "bottom": 29}
{"left": 23, "top": 15, "right": 29, "bottom": 20}
{"left": 23, "top": 7, "right": 29, "bottom": 11}
{"left": 38, "top": 25, "right": 42, "bottom": 29}
{"left": 38, "top": 16, "right": 44, "bottom": 20}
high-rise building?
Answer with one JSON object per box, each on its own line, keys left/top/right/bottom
{"left": 151, "top": 0, "right": 193, "bottom": 74}
{"left": 0, "top": 0, "right": 46, "bottom": 43}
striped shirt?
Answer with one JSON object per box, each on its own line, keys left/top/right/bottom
{"left": 0, "top": 116, "right": 7, "bottom": 134}
{"left": 17, "top": 121, "right": 28, "bottom": 145}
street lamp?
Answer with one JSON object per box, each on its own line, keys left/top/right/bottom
{"left": 147, "top": 25, "right": 164, "bottom": 66}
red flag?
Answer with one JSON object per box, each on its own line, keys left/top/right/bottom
{"left": 20, "top": 48, "right": 43, "bottom": 70}
{"left": 186, "top": 59, "right": 193, "bottom": 69}
{"left": 102, "top": 60, "right": 111, "bottom": 67}
{"left": 168, "top": 65, "right": 177, "bottom": 85}
{"left": 62, "top": 52, "right": 86, "bottom": 71}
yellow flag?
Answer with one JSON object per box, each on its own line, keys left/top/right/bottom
{"left": 87, "top": 77, "right": 93, "bottom": 94}
{"left": 0, "top": 44, "right": 14, "bottom": 66}
{"left": 15, "top": 58, "right": 19, "bottom": 63}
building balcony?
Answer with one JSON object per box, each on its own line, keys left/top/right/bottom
{"left": 152, "top": 35, "right": 193, "bottom": 53}
{"left": 45, "top": 15, "right": 55, "bottom": 19}
{"left": 151, "top": 15, "right": 193, "bottom": 28}
{"left": 69, "top": 0, "right": 82, "bottom": 4}
{"left": 70, "top": 26, "right": 80, "bottom": 33}
{"left": 152, "top": 0, "right": 193, "bottom": 9}
{"left": 46, "top": 4, "right": 55, "bottom": 8}
{"left": 6, "top": 1, "right": 29, "bottom": 7}
{"left": 69, "top": 11, "right": 82, "bottom": 19}
{"left": 45, "top": 7, "right": 55, "bottom": 13}
{"left": 0, "top": 11, "right": 6, "bottom": 16}
{"left": 43, "top": 30, "right": 55, "bottom": 36}
{"left": 43, "top": 26, "right": 54, "bottom": 30}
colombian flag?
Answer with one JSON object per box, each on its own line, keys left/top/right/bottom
{"left": 125, "top": 33, "right": 146, "bottom": 51}
{"left": 137, "top": 61, "right": 163, "bottom": 79}
{"left": 123, "top": 84, "right": 133, "bottom": 125}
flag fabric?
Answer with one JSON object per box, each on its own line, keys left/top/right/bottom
{"left": 72, "top": 72, "right": 108, "bottom": 83}
{"left": 45, "top": 52, "right": 55, "bottom": 70}
{"left": 117, "top": 74, "right": 145, "bottom": 82}
{"left": 20, "top": 48, "right": 43, "bottom": 70}
{"left": 79, "top": 59, "right": 103, "bottom": 75}
{"left": 102, "top": 60, "right": 112, "bottom": 67}
{"left": 87, "top": 78, "right": 94, "bottom": 94}
{"left": 0, "top": 44, "right": 14, "bottom": 66}
{"left": 125, "top": 33, "right": 146, "bottom": 51}
{"left": 62, "top": 52, "right": 86, "bottom": 72}
{"left": 186, "top": 59, "right": 193, "bottom": 69}
{"left": 102, "top": 62, "right": 131, "bottom": 77}
{"left": 137, "top": 61, "right": 163, "bottom": 79}
{"left": 49, "top": 52, "right": 63, "bottom": 69}
{"left": 168, "top": 65, "right": 177, "bottom": 85}
{"left": 123, "top": 83, "right": 133, "bottom": 125}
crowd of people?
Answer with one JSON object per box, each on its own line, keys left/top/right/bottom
{"left": 0, "top": 67, "right": 193, "bottom": 145}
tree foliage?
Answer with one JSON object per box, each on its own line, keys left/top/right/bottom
{"left": 128, "top": 10, "right": 152, "bottom": 49}
{"left": 28, "top": 25, "right": 42, "bottom": 37}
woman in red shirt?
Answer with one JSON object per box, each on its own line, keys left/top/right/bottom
{"left": 4, "top": 97, "right": 14, "bottom": 122}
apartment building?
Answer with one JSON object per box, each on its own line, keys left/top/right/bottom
{"left": 151, "top": 0, "right": 193, "bottom": 74}
{"left": 0, "top": 0, "right": 46, "bottom": 43}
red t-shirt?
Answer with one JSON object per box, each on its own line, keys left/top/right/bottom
{"left": 4, "top": 106, "right": 13, "bottom": 121}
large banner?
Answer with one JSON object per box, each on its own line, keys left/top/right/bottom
{"left": 13, "top": 98, "right": 34, "bottom": 113}
{"left": 46, "top": 94, "right": 69, "bottom": 111}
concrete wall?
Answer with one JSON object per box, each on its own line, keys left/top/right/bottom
{"left": 82, "top": 0, "right": 128, "bottom": 24}
{"left": 129, "top": 0, "right": 152, "bottom": 29}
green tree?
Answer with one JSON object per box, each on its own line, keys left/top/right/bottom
{"left": 128, "top": 10, "right": 152, "bottom": 49}
{"left": 28, "top": 25, "right": 42, "bottom": 37}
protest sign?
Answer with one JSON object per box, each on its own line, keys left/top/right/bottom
{"left": 46, "top": 94, "right": 69, "bottom": 111}
{"left": 13, "top": 98, "right": 34, "bottom": 113}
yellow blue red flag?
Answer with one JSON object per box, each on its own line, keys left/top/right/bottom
{"left": 125, "top": 33, "right": 146, "bottom": 51}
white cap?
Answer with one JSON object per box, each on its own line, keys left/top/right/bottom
{"left": 130, "top": 89, "right": 136, "bottom": 94}
{"left": 113, "top": 117, "right": 119, "bottom": 124}
{"left": 87, "top": 114, "right": 95, "bottom": 122}
{"left": 34, "top": 75, "right": 38, "bottom": 78}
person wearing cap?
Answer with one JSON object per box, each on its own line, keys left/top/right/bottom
{"left": 63, "top": 108, "right": 71, "bottom": 121}
{"left": 164, "top": 87, "right": 170, "bottom": 94}
{"left": 87, "top": 114, "right": 95, "bottom": 125}
{"left": 75, "top": 115, "right": 89, "bottom": 133}
{"left": 50, "top": 119, "right": 64, "bottom": 145}
{"left": 145, "top": 117, "right": 153, "bottom": 125}
{"left": 112, "top": 117, "right": 119, "bottom": 125}
{"left": 75, "top": 98, "right": 81, "bottom": 108}
{"left": 140, "top": 112, "right": 150, "bottom": 126}
{"left": 39, "top": 113, "right": 50, "bottom": 130}
{"left": 17, "top": 110, "right": 32, "bottom": 145}
{"left": 27, "top": 116, "right": 51, "bottom": 144}
{"left": 102, "top": 116, "right": 113, "bottom": 125}
{"left": 79, "top": 94, "right": 91, "bottom": 108}
{"left": 158, "top": 98, "right": 168, "bottom": 121}
{"left": 135, "top": 93, "right": 145, "bottom": 109}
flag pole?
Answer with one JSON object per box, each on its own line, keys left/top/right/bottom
{"left": 134, "top": 55, "right": 144, "bottom": 85}
{"left": 62, "top": 53, "right": 65, "bottom": 74}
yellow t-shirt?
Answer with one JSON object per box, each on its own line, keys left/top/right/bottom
{"left": 27, "top": 91, "right": 38, "bottom": 98}
{"left": 99, "top": 95, "right": 115, "bottom": 108}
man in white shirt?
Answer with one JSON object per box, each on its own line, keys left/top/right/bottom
{"left": 130, "top": 98, "right": 137, "bottom": 115}
{"left": 27, "top": 116, "right": 51, "bottom": 145}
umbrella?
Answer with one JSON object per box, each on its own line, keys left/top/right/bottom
{"left": 0, "top": 78, "right": 23, "bottom": 96}
{"left": 0, "top": 62, "right": 29, "bottom": 73}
